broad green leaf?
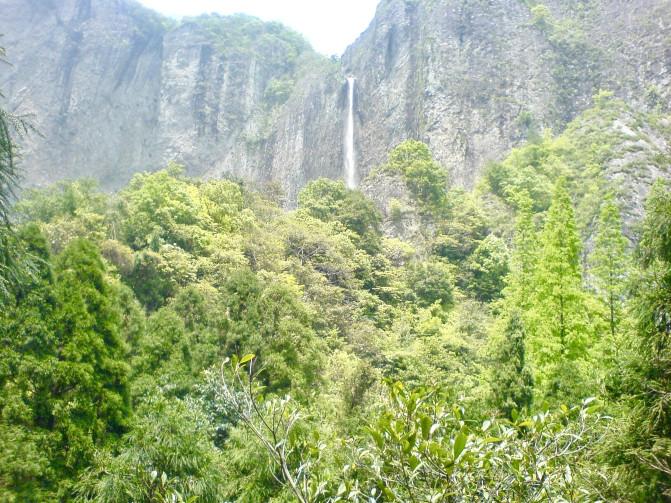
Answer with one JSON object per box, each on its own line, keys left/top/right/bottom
{"left": 453, "top": 431, "right": 467, "bottom": 459}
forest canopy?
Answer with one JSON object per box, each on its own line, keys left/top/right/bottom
{"left": 1, "top": 119, "right": 670, "bottom": 500}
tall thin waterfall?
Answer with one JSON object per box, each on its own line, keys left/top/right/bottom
{"left": 344, "top": 77, "right": 356, "bottom": 189}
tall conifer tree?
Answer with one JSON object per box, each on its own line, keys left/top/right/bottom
{"left": 590, "top": 193, "right": 630, "bottom": 339}
{"left": 609, "top": 180, "right": 671, "bottom": 500}
{"left": 490, "top": 312, "right": 534, "bottom": 418}
{"left": 0, "top": 238, "right": 130, "bottom": 499}
{"left": 530, "top": 178, "right": 589, "bottom": 399}
{"left": 505, "top": 191, "right": 538, "bottom": 310}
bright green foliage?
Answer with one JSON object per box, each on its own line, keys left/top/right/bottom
{"left": 504, "top": 192, "right": 538, "bottom": 310}
{"left": 382, "top": 140, "right": 449, "bottom": 212}
{"left": 383, "top": 299, "right": 491, "bottom": 412}
{"left": 0, "top": 113, "right": 663, "bottom": 503}
{"left": 16, "top": 180, "right": 110, "bottom": 254}
{"left": 489, "top": 313, "right": 534, "bottom": 419}
{"left": 350, "top": 382, "right": 603, "bottom": 502}
{"left": 216, "top": 358, "right": 605, "bottom": 502}
{"left": 432, "top": 190, "right": 489, "bottom": 263}
{"left": 121, "top": 166, "right": 202, "bottom": 250}
{"left": 220, "top": 269, "right": 323, "bottom": 393}
{"left": 485, "top": 132, "right": 569, "bottom": 211}
{"left": 590, "top": 193, "right": 630, "bottom": 339}
{"left": 462, "top": 234, "right": 510, "bottom": 302}
{"left": 75, "top": 396, "right": 225, "bottom": 502}
{"left": 298, "top": 178, "right": 382, "bottom": 254}
{"left": 405, "top": 259, "right": 454, "bottom": 309}
{"left": 529, "top": 178, "right": 591, "bottom": 401}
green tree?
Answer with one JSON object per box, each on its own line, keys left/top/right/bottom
{"left": 75, "top": 397, "right": 225, "bottom": 503}
{"left": 504, "top": 191, "right": 538, "bottom": 310}
{"left": 489, "top": 312, "right": 534, "bottom": 418}
{"left": 530, "top": 178, "right": 590, "bottom": 400}
{"left": 221, "top": 269, "right": 323, "bottom": 392}
{"left": 432, "top": 190, "right": 488, "bottom": 263}
{"left": 298, "top": 178, "right": 382, "bottom": 254}
{"left": 462, "top": 234, "right": 510, "bottom": 302}
{"left": 406, "top": 259, "right": 454, "bottom": 309}
{"left": 383, "top": 140, "right": 449, "bottom": 212}
{"left": 604, "top": 180, "right": 671, "bottom": 501}
{"left": 589, "top": 193, "right": 630, "bottom": 339}
{"left": 0, "top": 225, "right": 57, "bottom": 501}
{"left": 0, "top": 238, "right": 131, "bottom": 499}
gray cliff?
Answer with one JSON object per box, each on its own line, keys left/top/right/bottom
{"left": 1, "top": 0, "right": 670, "bottom": 200}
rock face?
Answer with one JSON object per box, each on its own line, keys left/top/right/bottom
{"left": 0, "top": 0, "right": 329, "bottom": 195}
{"left": 342, "top": 0, "right": 671, "bottom": 189}
{"left": 1, "top": 0, "right": 670, "bottom": 199}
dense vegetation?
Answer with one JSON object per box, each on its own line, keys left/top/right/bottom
{"left": 1, "top": 37, "right": 671, "bottom": 501}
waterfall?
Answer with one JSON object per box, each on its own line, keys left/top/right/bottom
{"left": 344, "top": 77, "right": 356, "bottom": 189}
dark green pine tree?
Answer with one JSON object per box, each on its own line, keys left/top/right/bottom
{"left": 608, "top": 180, "right": 671, "bottom": 501}
{"left": 51, "top": 240, "right": 131, "bottom": 459}
{"left": 490, "top": 312, "right": 534, "bottom": 419}
{"left": 0, "top": 237, "right": 131, "bottom": 499}
{"left": 0, "top": 225, "right": 59, "bottom": 502}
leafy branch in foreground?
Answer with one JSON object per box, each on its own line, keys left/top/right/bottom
{"left": 348, "top": 382, "right": 608, "bottom": 502}
{"left": 210, "top": 355, "right": 609, "bottom": 502}
{"left": 206, "top": 354, "right": 328, "bottom": 503}
{"left": 0, "top": 41, "right": 39, "bottom": 301}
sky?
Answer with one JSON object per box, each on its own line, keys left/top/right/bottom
{"left": 135, "top": 0, "right": 380, "bottom": 56}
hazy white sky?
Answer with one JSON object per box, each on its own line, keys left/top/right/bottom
{"left": 135, "top": 0, "right": 380, "bottom": 55}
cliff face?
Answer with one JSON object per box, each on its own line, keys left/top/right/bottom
{"left": 341, "top": 0, "right": 671, "bottom": 188}
{"left": 0, "top": 0, "right": 325, "bottom": 193}
{"left": 1, "top": 0, "right": 670, "bottom": 199}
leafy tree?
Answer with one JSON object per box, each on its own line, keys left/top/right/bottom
{"left": 589, "top": 193, "right": 630, "bottom": 339}
{"left": 530, "top": 178, "right": 590, "bottom": 400}
{"left": 219, "top": 358, "right": 606, "bottom": 502}
{"left": 406, "top": 259, "right": 454, "bottom": 309}
{"left": 16, "top": 180, "right": 108, "bottom": 224}
{"left": 298, "top": 178, "right": 382, "bottom": 254}
{"left": 504, "top": 191, "right": 538, "bottom": 310}
{"left": 385, "top": 139, "right": 433, "bottom": 169}
{"left": 383, "top": 140, "right": 449, "bottom": 212}
{"left": 462, "top": 234, "right": 509, "bottom": 302}
{"left": 485, "top": 132, "right": 563, "bottom": 212}
{"left": 489, "top": 312, "right": 534, "bottom": 418}
{"left": 432, "top": 190, "right": 489, "bottom": 263}
{"left": 75, "top": 396, "right": 225, "bottom": 503}
{"left": 209, "top": 355, "right": 329, "bottom": 503}
{"left": 120, "top": 166, "right": 201, "bottom": 251}
{"left": 221, "top": 269, "right": 323, "bottom": 392}
{"left": 352, "top": 382, "right": 602, "bottom": 502}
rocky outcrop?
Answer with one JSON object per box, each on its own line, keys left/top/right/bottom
{"left": 341, "top": 0, "right": 671, "bottom": 189}
{"left": 0, "top": 0, "right": 323, "bottom": 192}
{"left": 1, "top": 0, "right": 670, "bottom": 200}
